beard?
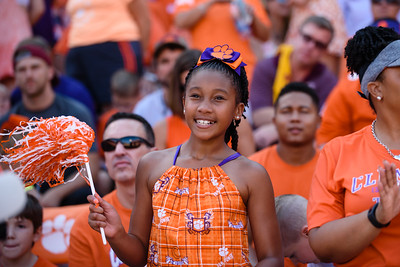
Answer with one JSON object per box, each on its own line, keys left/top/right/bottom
{"left": 20, "top": 79, "right": 47, "bottom": 99}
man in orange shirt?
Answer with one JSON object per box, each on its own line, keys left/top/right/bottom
{"left": 249, "top": 82, "right": 320, "bottom": 199}
{"left": 69, "top": 113, "right": 156, "bottom": 267}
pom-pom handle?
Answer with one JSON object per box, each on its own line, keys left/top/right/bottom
{"left": 86, "top": 162, "right": 107, "bottom": 245}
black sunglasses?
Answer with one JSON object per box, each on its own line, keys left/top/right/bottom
{"left": 101, "top": 136, "right": 153, "bottom": 152}
{"left": 372, "top": 0, "right": 399, "bottom": 4}
{"left": 300, "top": 32, "right": 329, "bottom": 50}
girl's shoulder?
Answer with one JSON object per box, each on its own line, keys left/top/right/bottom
{"left": 139, "top": 147, "right": 178, "bottom": 183}
{"left": 223, "top": 155, "right": 271, "bottom": 205}
{"left": 232, "top": 155, "right": 269, "bottom": 177}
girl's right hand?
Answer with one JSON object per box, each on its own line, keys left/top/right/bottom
{"left": 87, "top": 194, "right": 124, "bottom": 239}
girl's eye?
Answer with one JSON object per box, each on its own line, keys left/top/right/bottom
{"left": 189, "top": 94, "right": 200, "bottom": 99}
{"left": 215, "top": 95, "right": 226, "bottom": 101}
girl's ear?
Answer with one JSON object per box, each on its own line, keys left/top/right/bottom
{"left": 235, "top": 103, "right": 245, "bottom": 119}
{"left": 367, "top": 81, "right": 383, "bottom": 100}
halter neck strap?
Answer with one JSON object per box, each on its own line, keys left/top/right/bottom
{"left": 173, "top": 144, "right": 182, "bottom": 165}
{"left": 218, "top": 152, "right": 241, "bottom": 166}
{"left": 173, "top": 145, "right": 241, "bottom": 166}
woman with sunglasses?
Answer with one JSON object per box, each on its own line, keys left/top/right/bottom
{"left": 87, "top": 45, "right": 283, "bottom": 266}
{"left": 307, "top": 26, "right": 400, "bottom": 266}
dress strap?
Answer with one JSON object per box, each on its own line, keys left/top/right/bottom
{"left": 218, "top": 152, "right": 241, "bottom": 166}
{"left": 173, "top": 144, "right": 182, "bottom": 165}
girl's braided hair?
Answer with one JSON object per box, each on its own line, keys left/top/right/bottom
{"left": 185, "top": 59, "right": 249, "bottom": 151}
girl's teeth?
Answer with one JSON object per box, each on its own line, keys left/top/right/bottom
{"left": 197, "top": 120, "right": 213, "bottom": 125}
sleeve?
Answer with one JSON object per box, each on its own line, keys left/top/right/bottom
{"left": 248, "top": 0, "right": 270, "bottom": 27}
{"left": 249, "top": 57, "right": 275, "bottom": 111}
{"left": 316, "top": 80, "right": 352, "bottom": 145}
{"left": 307, "top": 142, "right": 346, "bottom": 230}
{"left": 68, "top": 212, "right": 96, "bottom": 267}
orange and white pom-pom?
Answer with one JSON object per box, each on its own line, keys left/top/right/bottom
{"left": 0, "top": 116, "right": 95, "bottom": 187}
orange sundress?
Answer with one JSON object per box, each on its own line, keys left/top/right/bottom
{"left": 148, "top": 145, "right": 251, "bottom": 266}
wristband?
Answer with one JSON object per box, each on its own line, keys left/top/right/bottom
{"left": 368, "top": 203, "right": 390, "bottom": 228}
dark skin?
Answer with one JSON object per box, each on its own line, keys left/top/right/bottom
{"left": 88, "top": 68, "right": 283, "bottom": 266}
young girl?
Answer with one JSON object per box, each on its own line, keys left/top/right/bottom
{"left": 88, "top": 44, "right": 283, "bottom": 266}
{"left": 153, "top": 49, "right": 256, "bottom": 156}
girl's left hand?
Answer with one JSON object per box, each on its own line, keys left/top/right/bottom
{"left": 376, "top": 160, "right": 400, "bottom": 225}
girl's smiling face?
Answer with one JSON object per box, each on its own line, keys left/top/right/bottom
{"left": 183, "top": 69, "right": 244, "bottom": 141}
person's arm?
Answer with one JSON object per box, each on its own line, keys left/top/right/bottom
{"left": 128, "top": 0, "right": 151, "bottom": 54}
{"left": 253, "top": 106, "right": 274, "bottom": 128}
{"left": 309, "top": 161, "right": 400, "bottom": 263}
{"left": 153, "top": 119, "right": 167, "bottom": 150}
{"left": 27, "top": 0, "right": 45, "bottom": 25}
{"left": 246, "top": 3, "right": 269, "bottom": 41}
{"left": 174, "top": 0, "right": 229, "bottom": 29}
{"left": 252, "top": 107, "right": 278, "bottom": 149}
{"left": 246, "top": 161, "right": 283, "bottom": 266}
{"left": 236, "top": 118, "right": 255, "bottom": 156}
{"left": 88, "top": 155, "right": 154, "bottom": 266}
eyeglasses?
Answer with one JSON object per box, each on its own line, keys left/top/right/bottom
{"left": 300, "top": 32, "right": 329, "bottom": 50}
{"left": 372, "top": 0, "right": 399, "bottom": 5}
{"left": 101, "top": 136, "right": 153, "bottom": 152}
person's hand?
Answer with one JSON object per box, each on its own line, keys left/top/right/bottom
{"left": 87, "top": 194, "right": 124, "bottom": 239}
{"left": 253, "top": 124, "right": 279, "bottom": 149}
{"left": 376, "top": 160, "right": 400, "bottom": 224}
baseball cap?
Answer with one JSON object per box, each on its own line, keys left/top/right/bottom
{"left": 13, "top": 44, "right": 52, "bottom": 68}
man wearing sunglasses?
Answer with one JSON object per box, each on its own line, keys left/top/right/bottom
{"left": 250, "top": 15, "right": 337, "bottom": 149}
{"left": 69, "top": 112, "right": 156, "bottom": 267}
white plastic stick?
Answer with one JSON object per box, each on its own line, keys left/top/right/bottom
{"left": 85, "top": 162, "right": 107, "bottom": 245}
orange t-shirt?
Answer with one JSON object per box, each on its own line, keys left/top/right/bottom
{"left": 249, "top": 144, "right": 319, "bottom": 199}
{"left": 316, "top": 73, "right": 375, "bottom": 146}
{"left": 33, "top": 256, "right": 57, "bottom": 267}
{"left": 166, "top": 115, "right": 190, "bottom": 148}
{"left": 69, "top": 191, "right": 132, "bottom": 267}
{"left": 174, "top": 0, "right": 270, "bottom": 81}
{"left": 66, "top": 0, "right": 141, "bottom": 47}
{"left": 308, "top": 126, "right": 400, "bottom": 266}
{"left": 32, "top": 204, "right": 89, "bottom": 265}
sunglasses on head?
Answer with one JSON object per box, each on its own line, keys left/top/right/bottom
{"left": 101, "top": 136, "right": 153, "bottom": 152}
{"left": 372, "top": 0, "right": 399, "bottom": 4}
{"left": 300, "top": 32, "right": 329, "bottom": 50}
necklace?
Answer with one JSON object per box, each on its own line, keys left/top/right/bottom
{"left": 371, "top": 120, "right": 400, "bottom": 161}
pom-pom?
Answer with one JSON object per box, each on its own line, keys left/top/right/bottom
{"left": 0, "top": 116, "right": 95, "bottom": 187}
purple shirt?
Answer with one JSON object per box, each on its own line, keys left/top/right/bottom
{"left": 250, "top": 55, "right": 337, "bottom": 111}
